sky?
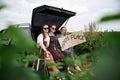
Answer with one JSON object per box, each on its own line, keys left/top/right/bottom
{"left": 0, "top": 0, "right": 120, "bottom": 32}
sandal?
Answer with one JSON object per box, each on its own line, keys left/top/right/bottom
{"left": 74, "top": 64, "right": 82, "bottom": 72}
{"left": 56, "top": 77, "right": 66, "bottom": 80}
{"left": 67, "top": 67, "right": 74, "bottom": 75}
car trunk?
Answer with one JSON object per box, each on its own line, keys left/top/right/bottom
{"left": 31, "top": 5, "right": 76, "bottom": 41}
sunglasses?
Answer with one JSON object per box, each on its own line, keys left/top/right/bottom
{"left": 52, "top": 28, "right": 56, "bottom": 30}
{"left": 43, "top": 28, "right": 49, "bottom": 30}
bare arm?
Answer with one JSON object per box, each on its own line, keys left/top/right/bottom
{"left": 37, "top": 34, "right": 50, "bottom": 54}
{"left": 39, "top": 41, "right": 49, "bottom": 53}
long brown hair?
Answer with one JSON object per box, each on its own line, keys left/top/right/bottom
{"left": 49, "top": 24, "right": 56, "bottom": 32}
{"left": 41, "top": 24, "right": 49, "bottom": 40}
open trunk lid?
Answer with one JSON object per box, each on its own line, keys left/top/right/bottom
{"left": 31, "top": 5, "right": 76, "bottom": 40}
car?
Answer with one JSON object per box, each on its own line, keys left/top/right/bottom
{"left": 0, "top": 5, "right": 76, "bottom": 42}
{"left": 31, "top": 5, "right": 76, "bottom": 41}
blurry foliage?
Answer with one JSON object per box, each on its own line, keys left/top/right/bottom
{"left": 0, "top": 25, "right": 93, "bottom": 80}
{"left": 0, "top": 25, "right": 40, "bottom": 80}
{"left": 62, "top": 53, "right": 94, "bottom": 80}
{"left": 74, "top": 25, "right": 120, "bottom": 80}
{"left": 94, "top": 11, "right": 120, "bottom": 80}
{"left": 0, "top": 2, "right": 120, "bottom": 80}
{"left": 93, "top": 32, "right": 120, "bottom": 80}
{"left": 2, "top": 24, "right": 119, "bottom": 80}
{"left": 99, "top": 12, "right": 120, "bottom": 22}
{"left": 73, "top": 21, "right": 120, "bottom": 80}
{"left": 74, "top": 23, "right": 103, "bottom": 54}
{"left": 0, "top": 3, "right": 6, "bottom": 11}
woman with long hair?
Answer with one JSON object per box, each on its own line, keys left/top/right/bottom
{"left": 36, "top": 24, "right": 59, "bottom": 76}
{"left": 47, "top": 24, "right": 64, "bottom": 62}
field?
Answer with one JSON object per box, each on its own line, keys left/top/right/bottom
{"left": 0, "top": 25, "right": 120, "bottom": 80}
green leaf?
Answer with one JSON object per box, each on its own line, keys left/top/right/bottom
{"left": 99, "top": 12, "right": 120, "bottom": 22}
{"left": 0, "top": 4, "right": 6, "bottom": 11}
{"left": 0, "top": 66, "right": 40, "bottom": 80}
{"left": 64, "top": 57, "right": 75, "bottom": 66}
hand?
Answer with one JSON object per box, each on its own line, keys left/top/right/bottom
{"left": 45, "top": 50, "right": 50, "bottom": 55}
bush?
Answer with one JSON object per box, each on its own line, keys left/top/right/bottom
{"left": 74, "top": 23, "right": 103, "bottom": 54}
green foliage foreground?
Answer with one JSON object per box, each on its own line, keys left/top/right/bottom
{"left": 0, "top": 25, "right": 40, "bottom": 80}
{"left": 93, "top": 32, "right": 120, "bottom": 80}
{"left": 0, "top": 25, "right": 120, "bottom": 80}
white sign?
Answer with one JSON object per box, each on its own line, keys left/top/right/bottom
{"left": 58, "top": 31, "right": 86, "bottom": 51}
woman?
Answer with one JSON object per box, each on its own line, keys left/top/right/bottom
{"left": 36, "top": 24, "right": 59, "bottom": 76}
{"left": 56, "top": 26, "right": 82, "bottom": 75}
{"left": 56, "top": 27, "right": 74, "bottom": 59}
{"left": 47, "top": 24, "right": 64, "bottom": 62}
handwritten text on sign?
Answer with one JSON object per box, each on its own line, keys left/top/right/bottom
{"left": 58, "top": 31, "right": 86, "bottom": 51}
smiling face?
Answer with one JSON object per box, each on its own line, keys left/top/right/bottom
{"left": 50, "top": 25, "right": 56, "bottom": 33}
{"left": 60, "top": 27, "right": 67, "bottom": 35}
{"left": 43, "top": 25, "right": 49, "bottom": 33}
